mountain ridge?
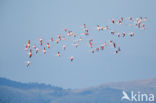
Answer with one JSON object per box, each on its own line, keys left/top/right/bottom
{"left": 0, "top": 77, "right": 156, "bottom": 103}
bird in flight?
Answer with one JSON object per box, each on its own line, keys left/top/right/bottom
{"left": 24, "top": 17, "right": 148, "bottom": 67}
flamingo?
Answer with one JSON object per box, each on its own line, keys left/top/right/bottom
{"left": 89, "top": 41, "right": 93, "bottom": 48}
{"left": 91, "top": 50, "right": 94, "bottom": 53}
{"left": 62, "top": 36, "right": 66, "bottom": 40}
{"left": 111, "top": 31, "right": 115, "bottom": 35}
{"left": 26, "top": 61, "right": 31, "bottom": 67}
{"left": 142, "top": 24, "right": 145, "bottom": 29}
{"left": 110, "top": 40, "right": 113, "bottom": 45}
{"left": 96, "top": 47, "right": 99, "bottom": 51}
{"left": 40, "top": 38, "right": 43, "bottom": 45}
{"left": 100, "top": 26, "right": 103, "bottom": 31}
{"left": 129, "top": 32, "right": 134, "bottom": 37}
{"left": 72, "top": 33, "right": 77, "bottom": 37}
{"left": 70, "top": 56, "right": 74, "bottom": 62}
{"left": 64, "top": 28, "right": 67, "bottom": 32}
{"left": 28, "top": 49, "right": 32, "bottom": 58}
{"left": 129, "top": 17, "right": 133, "bottom": 21}
{"left": 122, "top": 32, "right": 126, "bottom": 37}
{"left": 77, "top": 38, "right": 82, "bottom": 42}
{"left": 56, "top": 40, "right": 59, "bottom": 44}
{"left": 100, "top": 45, "right": 104, "bottom": 50}
{"left": 58, "top": 34, "right": 61, "bottom": 40}
{"left": 50, "top": 37, "right": 53, "bottom": 42}
{"left": 35, "top": 48, "right": 39, "bottom": 54}
{"left": 112, "top": 19, "right": 115, "bottom": 24}
{"left": 85, "top": 28, "right": 88, "bottom": 33}
{"left": 121, "top": 17, "right": 123, "bottom": 21}
{"left": 104, "top": 26, "right": 108, "bottom": 30}
{"left": 63, "top": 45, "right": 66, "bottom": 50}
{"left": 113, "top": 42, "right": 116, "bottom": 48}
{"left": 25, "top": 45, "right": 28, "bottom": 51}
{"left": 104, "top": 42, "right": 107, "bottom": 46}
{"left": 33, "top": 44, "right": 36, "bottom": 49}
{"left": 83, "top": 24, "right": 86, "bottom": 28}
{"left": 47, "top": 43, "right": 50, "bottom": 48}
{"left": 117, "top": 33, "right": 121, "bottom": 37}
{"left": 118, "top": 47, "right": 121, "bottom": 51}
{"left": 73, "top": 43, "right": 79, "bottom": 48}
{"left": 84, "top": 32, "right": 89, "bottom": 36}
{"left": 43, "top": 47, "right": 46, "bottom": 54}
{"left": 97, "top": 25, "right": 100, "bottom": 31}
{"left": 118, "top": 20, "right": 122, "bottom": 24}
{"left": 28, "top": 40, "right": 30, "bottom": 48}
{"left": 57, "top": 51, "right": 60, "bottom": 56}
{"left": 115, "top": 50, "right": 118, "bottom": 54}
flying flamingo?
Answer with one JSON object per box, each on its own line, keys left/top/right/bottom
{"left": 28, "top": 49, "right": 32, "bottom": 58}
{"left": 26, "top": 61, "right": 31, "bottom": 67}
{"left": 70, "top": 56, "right": 74, "bottom": 62}
{"left": 43, "top": 47, "right": 46, "bottom": 54}
{"left": 40, "top": 38, "right": 43, "bottom": 45}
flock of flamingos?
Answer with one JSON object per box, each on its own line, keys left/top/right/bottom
{"left": 24, "top": 17, "right": 148, "bottom": 67}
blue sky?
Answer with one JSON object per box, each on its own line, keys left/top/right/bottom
{"left": 0, "top": 0, "right": 156, "bottom": 89}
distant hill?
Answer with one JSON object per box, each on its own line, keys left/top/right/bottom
{"left": 0, "top": 77, "right": 63, "bottom": 90}
{"left": 98, "top": 78, "right": 156, "bottom": 93}
{"left": 0, "top": 77, "right": 156, "bottom": 103}
{"left": 0, "top": 77, "right": 69, "bottom": 103}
